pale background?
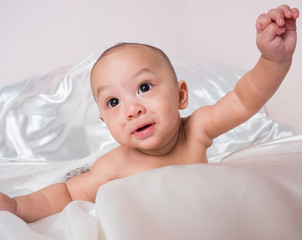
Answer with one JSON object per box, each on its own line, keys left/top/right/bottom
{"left": 0, "top": 0, "right": 301, "bottom": 133}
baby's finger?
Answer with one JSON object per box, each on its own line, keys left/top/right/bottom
{"left": 278, "top": 4, "right": 293, "bottom": 19}
{"left": 268, "top": 8, "right": 285, "bottom": 26}
{"left": 256, "top": 14, "right": 272, "bottom": 33}
{"left": 278, "top": 5, "right": 299, "bottom": 20}
{"left": 291, "top": 8, "right": 300, "bottom": 20}
{"left": 257, "top": 22, "right": 285, "bottom": 49}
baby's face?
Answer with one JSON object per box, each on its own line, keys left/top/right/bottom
{"left": 91, "top": 45, "right": 186, "bottom": 154}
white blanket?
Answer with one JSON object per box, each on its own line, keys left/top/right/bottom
{"left": 1, "top": 135, "right": 302, "bottom": 240}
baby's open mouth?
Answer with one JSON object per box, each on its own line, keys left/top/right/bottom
{"left": 133, "top": 123, "right": 155, "bottom": 137}
{"left": 136, "top": 124, "right": 153, "bottom": 132}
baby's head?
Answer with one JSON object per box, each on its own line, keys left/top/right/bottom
{"left": 90, "top": 43, "right": 188, "bottom": 155}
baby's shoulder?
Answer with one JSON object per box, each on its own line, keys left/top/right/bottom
{"left": 91, "top": 146, "right": 132, "bottom": 179}
{"left": 93, "top": 146, "right": 123, "bottom": 168}
{"left": 183, "top": 106, "right": 213, "bottom": 147}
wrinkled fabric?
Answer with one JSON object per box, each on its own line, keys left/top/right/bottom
{"left": 1, "top": 136, "right": 301, "bottom": 240}
{"left": 0, "top": 201, "right": 104, "bottom": 240}
{"left": 0, "top": 56, "right": 294, "bottom": 166}
{"left": 95, "top": 135, "right": 302, "bottom": 240}
{"left": 0, "top": 56, "right": 116, "bottom": 163}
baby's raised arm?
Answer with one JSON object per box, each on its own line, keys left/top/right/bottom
{"left": 199, "top": 5, "right": 299, "bottom": 139}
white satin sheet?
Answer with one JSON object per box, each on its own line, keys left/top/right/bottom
{"left": 0, "top": 136, "right": 302, "bottom": 240}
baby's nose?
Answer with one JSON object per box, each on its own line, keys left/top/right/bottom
{"left": 126, "top": 102, "right": 146, "bottom": 120}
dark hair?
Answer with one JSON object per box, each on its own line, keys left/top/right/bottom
{"left": 91, "top": 42, "right": 177, "bottom": 81}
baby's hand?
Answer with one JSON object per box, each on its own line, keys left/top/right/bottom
{"left": 256, "top": 5, "right": 299, "bottom": 62}
{"left": 0, "top": 192, "right": 17, "bottom": 215}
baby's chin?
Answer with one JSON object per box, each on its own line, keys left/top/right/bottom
{"left": 135, "top": 137, "right": 179, "bottom": 156}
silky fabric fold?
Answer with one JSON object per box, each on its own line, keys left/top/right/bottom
{"left": 0, "top": 57, "right": 116, "bottom": 163}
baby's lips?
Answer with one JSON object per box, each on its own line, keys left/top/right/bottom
{"left": 132, "top": 121, "right": 154, "bottom": 133}
{"left": 133, "top": 123, "right": 155, "bottom": 137}
{"left": 135, "top": 123, "right": 153, "bottom": 132}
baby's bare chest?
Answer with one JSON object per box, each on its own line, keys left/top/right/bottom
{"left": 124, "top": 146, "right": 208, "bottom": 176}
{"left": 113, "top": 136, "right": 209, "bottom": 179}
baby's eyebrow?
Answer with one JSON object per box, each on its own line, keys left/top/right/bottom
{"left": 131, "top": 68, "right": 156, "bottom": 79}
{"left": 95, "top": 68, "right": 156, "bottom": 98}
{"left": 96, "top": 84, "right": 111, "bottom": 98}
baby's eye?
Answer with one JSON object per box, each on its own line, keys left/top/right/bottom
{"left": 107, "top": 98, "right": 120, "bottom": 108}
{"left": 138, "top": 82, "right": 152, "bottom": 94}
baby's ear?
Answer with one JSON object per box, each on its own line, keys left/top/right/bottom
{"left": 178, "top": 80, "right": 189, "bottom": 110}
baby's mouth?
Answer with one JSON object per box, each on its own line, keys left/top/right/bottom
{"left": 136, "top": 124, "right": 153, "bottom": 132}
{"left": 133, "top": 123, "right": 155, "bottom": 136}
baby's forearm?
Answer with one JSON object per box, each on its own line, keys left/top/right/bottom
{"left": 14, "top": 183, "right": 72, "bottom": 223}
{"left": 235, "top": 56, "right": 291, "bottom": 115}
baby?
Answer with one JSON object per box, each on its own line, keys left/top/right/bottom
{"left": 0, "top": 5, "right": 299, "bottom": 223}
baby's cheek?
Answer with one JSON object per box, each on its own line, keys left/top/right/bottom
{"left": 105, "top": 122, "right": 118, "bottom": 136}
{"left": 107, "top": 121, "right": 128, "bottom": 143}
{"left": 161, "top": 104, "right": 180, "bottom": 126}
{"left": 163, "top": 98, "right": 180, "bottom": 115}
